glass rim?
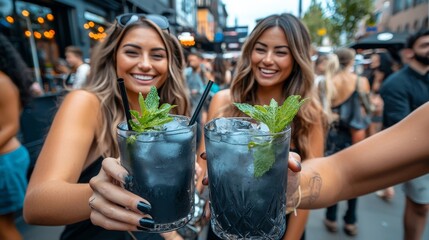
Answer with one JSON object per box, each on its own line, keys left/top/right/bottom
{"left": 204, "top": 117, "right": 291, "bottom": 137}
{"left": 117, "top": 114, "right": 195, "bottom": 134}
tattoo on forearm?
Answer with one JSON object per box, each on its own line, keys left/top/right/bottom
{"left": 307, "top": 171, "right": 322, "bottom": 206}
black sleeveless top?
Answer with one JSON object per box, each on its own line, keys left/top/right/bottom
{"left": 60, "top": 157, "right": 163, "bottom": 240}
{"left": 325, "top": 80, "right": 371, "bottom": 156}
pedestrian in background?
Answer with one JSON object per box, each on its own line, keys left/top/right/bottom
{"left": 323, "top": 48, "right": 371, "bottom": 236}
{"left": 197, "top": 13, "right": 325, "bottom": 240}
{"left": 380, "top": 29, "right": 429, "bottom": 240}
{"left": 65, "top": 46, "right": 90, "bottom": 89}
{"left": 23, "top": 14, "right": 190, "bottom": 240}
{"left": 0, "top": 33, "right": 32, "bottom": 240}
{"left": 185, "top": 51, "right": 209, "bottom": 147}
{"left": 210, "top": 54, "right": 232, "bottom": 92}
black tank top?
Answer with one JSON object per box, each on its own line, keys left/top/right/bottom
{"left": 60, "top": 157, "right": 163, "bottom": 240}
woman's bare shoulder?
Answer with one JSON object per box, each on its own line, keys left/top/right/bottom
{"left": 208, "top": 89, "right": 232, "bottom": 118}
{"left": 212, "top": 89, "right": 232, "bottom": 107}
{"left": 56, "top": 90, "right": 101, "bottom": 123}
{"left": 62, "top": 90, "right": 100, "bottom": 107}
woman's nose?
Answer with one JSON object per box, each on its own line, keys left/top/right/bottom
{"left": 137, "top": 55, "right": 152, "bottom": 70}
{"left": 262, "top": 52, "right": 274, "bottom": 65}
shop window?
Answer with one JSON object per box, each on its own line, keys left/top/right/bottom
{"left": 0, "top": 0, "right": 15, "bottom": 36}
{"left": 14, "top": 1, "right": 62, "bottom": 93}
{"left": 405, "top": 0, "right": 413, "bottom": 9}
{"left": 83, "top": 11, "right": 107, "bottom": 49}
{"left": 392, "top": 0, "right": 404, "bottom": 14}
{"left": 423, "top": 17, "right": 429, "bottom": 30}
{"left": 414, "top": 20, "right": 419, "bottom": 31}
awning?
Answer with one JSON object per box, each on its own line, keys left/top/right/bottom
{"left": 349, "top": 31, "right": 410, "bottom": 50}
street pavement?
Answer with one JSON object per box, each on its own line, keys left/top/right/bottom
{"left": 17, "top": 185, "right": 429, "bottom": 239}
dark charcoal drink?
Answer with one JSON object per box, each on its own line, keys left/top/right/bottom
{"left": 118, "top": 115, "right": 196, "bottom": 232}
{"left": 205, "top": 117, "right": 290, "bottom": 239}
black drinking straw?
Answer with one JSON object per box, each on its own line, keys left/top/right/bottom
{"left": 117, "top": 78, "right": 132, "bottom": 130}
{"left": 189, "top": 80, "right": 214, "bottom": 126}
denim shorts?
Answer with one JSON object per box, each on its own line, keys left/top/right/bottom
{"left": 402, "top": 173, "right": 429, "bottom": 204}
{"left": 0, "top": 145, "right": 30, "bottom": 214}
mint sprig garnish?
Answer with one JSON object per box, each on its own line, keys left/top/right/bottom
{"left": 234, "top": 96, "right": 306, "bottom": 177}
{"left": 126, "top": 86, "right": 176, "bottom": 143}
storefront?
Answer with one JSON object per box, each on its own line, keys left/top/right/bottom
{"left": 0, "top": 0, "right": 117, "bottom": 93}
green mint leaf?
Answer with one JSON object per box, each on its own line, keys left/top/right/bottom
{"left": 235, "top": 96, "right": 306, "bottom": 177}
{"left": 129, "top": 86, "right": 176, "bottom": 134}
{"left": 126, "top": 135, "right": 137, "bottom": 144}
{"left": 250, "top": 141, "right": 275, "bottom": 178}
{"left": 138, "top": 93, "right": 148, "bottom": 117}
{"left": 145, "top": 86, "right": 160, "bottom": 111}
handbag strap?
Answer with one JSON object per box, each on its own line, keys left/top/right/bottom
{"left": 356, "top": 75, "right": 361, "bottom": 92}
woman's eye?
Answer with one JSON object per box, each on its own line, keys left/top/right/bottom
{"left": 255, "top": 48, "right": 266, "bottom": 53}
{"left": 125, "top": 51, "right": 138, "bottom": 56}
{"left": 152, "top": 54, "right": 165, "bottom": 60}
{"left": 276, "top": 51, "right": 288, "bottom": 56}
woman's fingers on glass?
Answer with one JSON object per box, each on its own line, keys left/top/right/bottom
{"left": 202, "top": 175, "right": 208, "bottom": 186}
{"left": 90, "top": 176, "right": 151, "bottom": 214}
{"left": 288, "top": 152, "right": 302, "bottom": 172}
{"left": 89, "top": 163, "right": 152, "bottom": 215}
{"left": 195, "top": 161, "right": 203, "bottom": 181}
{"left": 102, "top": 157, "right": 129, "bottom": 184}
{"left": 89, "top": 201, "right": 152, "bottom": 231}
{"left": 203, "top": 200, "right": 211, "bottom": 220}
{"left": 160, "top": 231, "right": 184, "bottom": 240}
{"left": 286, "top": 170, "right": 301, "bottom": 214}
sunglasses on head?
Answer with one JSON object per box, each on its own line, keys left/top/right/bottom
{"left": 115, "top": 13, "right": 170, "bottom": 32}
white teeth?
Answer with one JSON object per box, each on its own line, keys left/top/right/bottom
{"left": 260, "top": 68, "right": 276, "bottom": 74}
{"left": 132, "top": 74, "right": 153, "bottom": 80}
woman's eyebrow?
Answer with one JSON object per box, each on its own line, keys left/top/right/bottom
{"left": 255, "top": 41, "right": 290, "bottom": 50}
{"left": 122, "top": 43, "right": 167, "bottom": 52}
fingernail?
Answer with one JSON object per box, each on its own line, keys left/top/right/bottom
{"left": 200, "top": 152, "right": 206, "bottom": 159}
{"left": 295, "top": 159, "right": 302, "bottom": 171}
{"left": 118, "top": 173, "right": 128, "bottom": 184}
{"left": 139, "top": 217, "right": 155, "bottom": 229}
{"left": 202, "top": 176, "right": 208, "bottom": 185}
{"left": 137, "top": 201, "right": 151, "bottom": 213}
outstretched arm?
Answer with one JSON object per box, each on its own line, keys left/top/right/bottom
{"left": 299, "top": 102, "right": 429, "bottom": 209}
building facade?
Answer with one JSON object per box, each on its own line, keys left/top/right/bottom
{"left": 375, "top": 0, "right": 429, "bottom": 33}
{"left": 0, "top": 0, "right": 200, "bottom": 91}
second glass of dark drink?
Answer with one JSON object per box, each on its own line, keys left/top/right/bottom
{"left": 117, "top": 115, "right": 196, "bottom": 232}
{"left": 205, "top": 117, "right": 291, "bottom": 239}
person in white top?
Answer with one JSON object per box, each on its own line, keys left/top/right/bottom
{"left": 65, "top": 46, "right": 90, "bottom": 89}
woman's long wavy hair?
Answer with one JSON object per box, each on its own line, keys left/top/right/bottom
{"left": 226, "top": 13, "right": 324, "bottom": 159}
{"left": 84, "top": 18, "right": 190, "bottom": 158}
{"left": 0, "top": 33, "right": 33, "bottom": 107}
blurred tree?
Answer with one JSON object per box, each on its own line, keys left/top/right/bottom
{"left": 302, "top": 0, "right": 331, "bottom": 46}
{"left": 327, "top": 0, "right": 373, "bottom": 45}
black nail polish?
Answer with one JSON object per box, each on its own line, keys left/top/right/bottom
{"left": 137, "top": 201, "right": 151, "bottom": 213}
{"left": 124, "top": 175, "right": 135, "bottom": 191}
{"left": 139, "top": 218, "right": 155, "bottom": 229}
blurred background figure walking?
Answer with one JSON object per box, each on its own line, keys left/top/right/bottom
{"left": 380, "top": 29, "right": 429, "bottom": 240}
{"left": 323, "top": 48, "right": 371, "bottom": 237}
{"left": 64, "top": 46, "right": 90, "bottom": 89}
{"left": 0, "top": 33, "right": 33, "bottom": 240}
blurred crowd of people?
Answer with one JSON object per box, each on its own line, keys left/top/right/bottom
{"left": 312, "top": 29, "right": 429, "bottom": 239}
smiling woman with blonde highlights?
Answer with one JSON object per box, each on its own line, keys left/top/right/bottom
{"left": 197, "top": 13, "right": 325, "bottom": 240}
{"left": 24, "top": 14, "right": 189, "bottom": 240}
